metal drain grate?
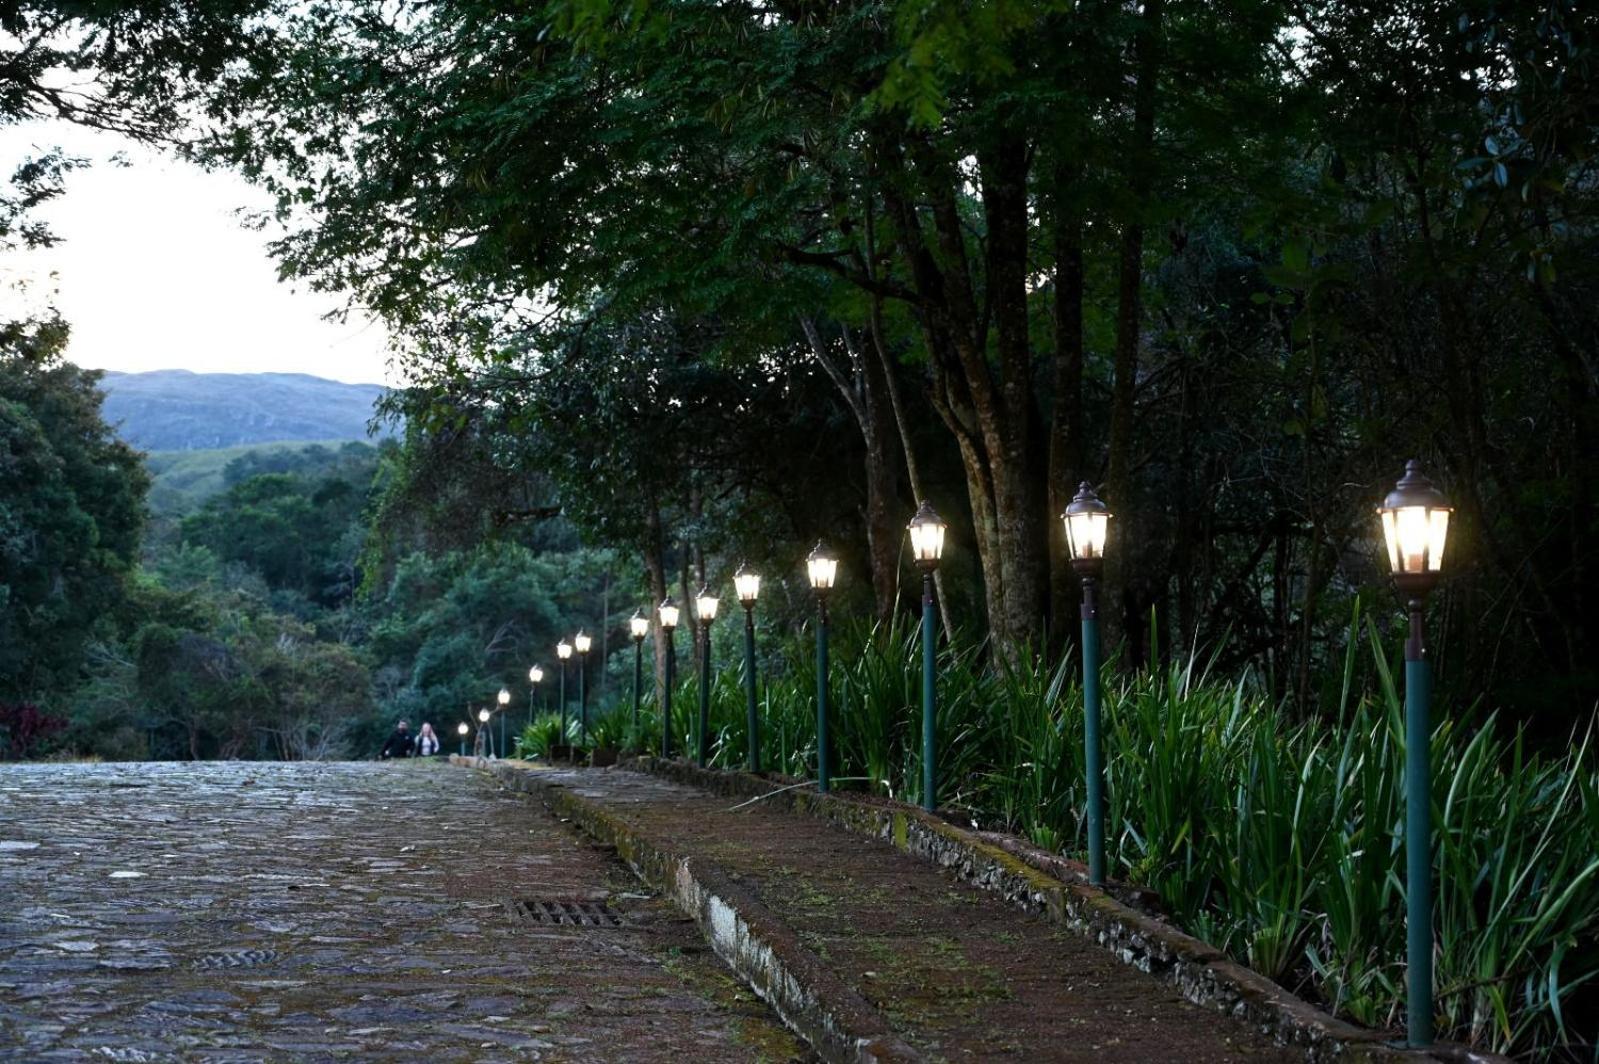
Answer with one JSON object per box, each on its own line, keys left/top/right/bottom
{"left": 192, "top": 948, "right": 280, "bottom": 970}
{"left": 508, "top": 899, "right": 622, "bottom": 927}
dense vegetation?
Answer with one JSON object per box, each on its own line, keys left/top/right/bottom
{"left": 2, "top": 0, "right": 1597, "bottom": 1056}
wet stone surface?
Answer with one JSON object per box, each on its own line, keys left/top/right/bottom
{"left": 0, "top": 761, "right": 807, "bottom": 1062}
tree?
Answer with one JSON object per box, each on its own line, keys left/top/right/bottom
{"left": 0, "top": 344, "right": 148, "bottom": 701}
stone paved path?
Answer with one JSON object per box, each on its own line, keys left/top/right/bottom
{"left": 0, "top": 761, "right": 807, "bottom": 1062}
{"left": 529, "top": 764, "right": 1302, "bottom": 1063}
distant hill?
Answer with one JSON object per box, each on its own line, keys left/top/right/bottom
{"left": 99, "top": 369, "right": 390, "bottom": 451}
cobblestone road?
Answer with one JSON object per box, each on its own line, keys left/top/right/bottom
{"left": 0, "top": 761, "right": 806, "bottom": 1062}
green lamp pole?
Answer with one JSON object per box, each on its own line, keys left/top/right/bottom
{"left": 694, "top": 586, "right": 720, "bottom": 768}
{"left": 806, "top": 541, "right": 839, "bottom": 793}
{"left": 1063, "top": 482, "right": 1112, "bottom": 885}
{"left": 1378, "top": 459, "right": 1453, "bottom": 1048}
{"left": 457, "top": 721, "right": 469, "bottom": 758}
{"left": 556, "top": 639, "right": 573, "bottom": 745}
{"left": 907, "top": 502, "right": 948, "bottom": 812}
{"left": 629, "top": 610, "right": 649, "bottom": 729}
{"left": 734, "top": 564, "right": 762, "bottom": 773}
{"left": 527, "top": 665, "right": 543, "bottom": 729}
{"left": 658, "top": 596, "right": 680, "bottom": 759}
{"left": 497, "top": 687, "right": 510, "bottom": 759}
{"left": 575, "top": 631, "right": 593, "bottom": 745}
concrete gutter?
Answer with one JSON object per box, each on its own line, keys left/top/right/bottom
{"left": 456, "top": 755, "right": 920, "bottom": 1064}
{"left": 618, "top": 756, "right": 1508, "bottom": 1064}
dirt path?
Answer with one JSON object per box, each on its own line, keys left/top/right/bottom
{"left": 0, "top": 761, "right": 806, "bottom": 1062}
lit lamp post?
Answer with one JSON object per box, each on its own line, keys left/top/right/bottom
{"left": 1378, "top": 459, "right": 1452, "bottom": 1049}
{"left": 734, "top": 564, "right": 761, "bottom": 773}
{"left": 497, "top": 687, "right": 510, "bottom": 759}
{"left": 556, "top": 640, "right": 573, "bottom": 743}
{"left": 629, "top": 610, "right": 649, "bottom": 728}
{"left": 574, "top": 631, "right": 593, "bottom": 745}
{"left": 806, "top": 541, "right": 839, "bottom": 793}
{"left": 907, "top": 502, "right": 947, "bottom": 812}
{"left": 477, "top": 706, "right": 492, "bottom": 759}
{"left": 1063, "top": 481, "right": 1112, "bottom": 886}
{"left": 658, "top": 596, "right": 680, "bottom": 758}
{"left": 457, "top": 721, "right": 469, "bottom": 757}
{"left": 527, "top": 665, "right": 543, "bottom": 730}
{"left": 694, "top": 586, "right": 719, "bottom": 768}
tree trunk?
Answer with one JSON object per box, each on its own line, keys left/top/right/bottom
{"left": 1047, "top": 161, "right": 1086, "bottom": 650}
{"left": 643, "top": 498, "right": 670, "bottom": 709}
{"left": 1104, "top": 0, "right": 1163, "bottom": 666}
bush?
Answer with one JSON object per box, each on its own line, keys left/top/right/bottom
{"left": 624, "top": 611, "right": 1599, "bottom": 1058}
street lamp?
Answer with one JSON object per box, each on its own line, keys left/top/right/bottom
{"left": 908, "top": 501, "right": 947, "bottom": 812}
{"left": 556, "top": 639, "right": 573, "bottom": 747}
{"left": 629, "top": 610, "right": 649, "bottom": 729}
{"left": 1063, "top": 481, "right": 1112, "bottom": 886}
{"left": 1378, "top": 459, "right": 1452, "bottom": 1048}
{"left": 457, "top": 721, "right": 470, "bottom": 757}
{"left": 734, "top": 563, "right": 762, "bottom": 773}
{"left": 658, "top": 596, "right": 680, "bottom": 759}
{"left": 527, "top": 665, "right": 543, "bottom": 731}
{"left": 806, "top": 541, "right": 838, "bottom": 793}
{"left": 477, "top": 706, "right": 492, "bottom": 759}
{"left": 574, "top": 630, "right": 593, "bottom": 745}
{"left": 497, "top": 687, "right": 510, "bottom": 760}
{"left": 694, "top": 586, "right": 719, "bottom": 768}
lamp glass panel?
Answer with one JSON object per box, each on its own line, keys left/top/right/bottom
{"left": 735, "top": 571, "right": 761, "bottom": 603}
{"left": 1427, "top": 509, "right": 1450, "bottom": 572}
{"left": 529, "top": 666, "right": 543, "bottom": 683}
{"left": 574, "top": 633, "right": 592, "bottom": 653}
{"left": 909, "top": 521, "right": 946, "bottom": 563}
{"left": 658, "top": 602, "right": 680, "bottom": 628}
{"left": 498, "top": 688, "right": 510, "bottom": 705}
{"left": 807, "top": 555, "right": 838, "bottom": 590}
{"left": 557, "top": 642, "right": 572, "bottom": 659}
{"left": 478, "top": 708, "right": 490, "bottom": 723}
{"left": 630, "top": 615, "right": 649, "bottom": 638}
{"left": 696, "top": 594, "right": 719, "bottom": 622}
{"left": 1065, "top": 512, "right": 1109, "bottom": 560}
{"left": 1384, "top": 505, "right": 1446, "bottom": 575}
{"left": 458, "top": 723, "right": 469, "bottom": 735}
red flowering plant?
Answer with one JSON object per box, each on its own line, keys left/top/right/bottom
{"left": 0, "top": 702, "right": 67, "bottom": 759}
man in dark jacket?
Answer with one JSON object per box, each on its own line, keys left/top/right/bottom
{"left": 379, "top": 720, "right": 414, "bottom": 760}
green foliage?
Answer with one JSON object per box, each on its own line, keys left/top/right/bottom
{"left": 144, "top": 439, "right": 381, "bottom": 515}
{"left": 655, "top": 619, "right": 1599, "bottom": 1056}
{"left": 0, "top": 349, "right": 148, "bottom": 701}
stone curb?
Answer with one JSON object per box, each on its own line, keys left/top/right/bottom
{"left": 453, "top": 755, "right": 921, "bottom": 1064}
{"left": 617, "top": 756, "right": 1508, "bottom": 1064}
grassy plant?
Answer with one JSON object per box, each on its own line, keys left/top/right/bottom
{"left": 616, "top": 613, "right": 1599, "bottom": 1058}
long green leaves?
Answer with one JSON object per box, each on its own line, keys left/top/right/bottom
{"left": 586, "top": 616, "right": 1596, "bottom": 1057}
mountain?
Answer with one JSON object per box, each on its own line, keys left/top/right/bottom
{"left": 98, "top": 369, "right": 389, "bottom": 451}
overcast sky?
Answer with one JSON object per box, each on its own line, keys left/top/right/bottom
{"left": 0, "top": 121, "right": 394, "bottom": 386}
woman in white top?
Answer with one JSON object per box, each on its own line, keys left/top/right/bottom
{"left": 415, "top": 722, "right": 442, "bottom": 756}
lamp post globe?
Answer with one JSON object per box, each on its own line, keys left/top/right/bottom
{"left": 457, "top": 720, "right": 469, "bottom": 757}
{"left": 734, "top": 563, "right": 762, "bottom": 773}
{"left": 1378, "top": 460, "right": 1452, "bottom": 1049}
{"left": 693, "top": 586, "right": 719, "bottom": 767}
{"left": 1062, "top": 481, "right": 1112, "bottom": 886}
{"left": 907, "top": 502, "right": 947, "bottom": 812}
{"left": 658, "top": 596, "right": 680, "bottom": 759}
{"left": 629, "top": 610, "right": 649, "bottom": 729}
{"left": 806, "top": 541, "right": 838, "bottom": 793}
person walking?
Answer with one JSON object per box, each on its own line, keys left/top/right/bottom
{"left": 379, "top": 720, "right": 415, "bottom": 760}
{"left": 414, "top": 722, "right": 441, "bottom": 757}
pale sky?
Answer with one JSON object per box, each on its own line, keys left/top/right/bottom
{"left": 0, "top": 121, "right": 394, "bottom": 386}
